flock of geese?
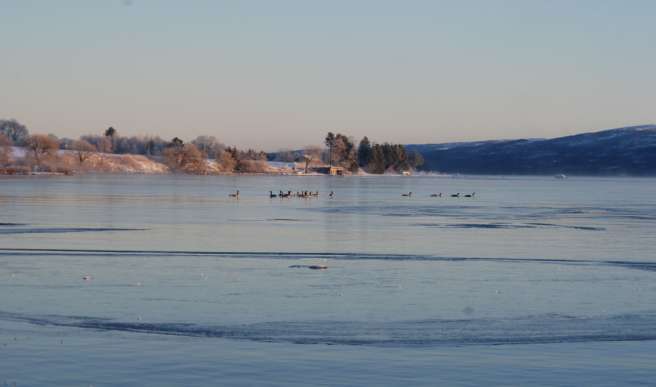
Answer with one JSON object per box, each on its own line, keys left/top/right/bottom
{"left": 402, "top": 192, "right": 476, "bottom": 198}
{"left": 269, "top": 190, "right": 326, "bottom": 199}
{"left": 227, "top": 190, "right": 474, "bottom": 199}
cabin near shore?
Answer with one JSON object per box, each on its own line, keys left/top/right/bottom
{"left": 312, "top": 166, "right": 345, "bottom": 176}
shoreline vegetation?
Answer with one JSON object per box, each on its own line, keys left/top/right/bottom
{"left": 4, "top": 119, "right": 654, "bottom": 177}
{"left": 0, "top": 119, "right": 423, "bottom": 177}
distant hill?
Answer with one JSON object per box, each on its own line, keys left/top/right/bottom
{"left": 406, "top": 125, "right": 656, "bottom": 176}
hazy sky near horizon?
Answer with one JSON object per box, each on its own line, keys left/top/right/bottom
{"left": 2, "top": 0, "right": 655, "bottom": 150}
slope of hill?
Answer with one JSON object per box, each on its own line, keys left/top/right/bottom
{"left": 406, "top": 125, "right": 656, "bottom": 176}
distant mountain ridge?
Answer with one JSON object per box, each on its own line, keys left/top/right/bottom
{"left": 406, "top": 125, "right": 656, "bottom": 176}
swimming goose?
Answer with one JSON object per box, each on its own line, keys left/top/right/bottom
{"left": 269, "top": 191, "right": 277, "bottom": 198}
{"left": 430, "top": 193, "right": 442, "bottom": 198}
{"left": 401, "top": 192, "right": 413, "bottom": 197}
{"left": 464, "top": 192, "right": 476, "bottom": 198}
{"left": 229, "top": 190, "right": 240, "bottom": 198}
{"left": 450, "top": 193, "right": 460, "bottom": 198}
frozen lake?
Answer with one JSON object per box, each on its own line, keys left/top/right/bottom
{"left": 1, "top": 174, "right": 655, "bottom": 386}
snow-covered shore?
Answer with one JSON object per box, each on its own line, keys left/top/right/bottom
{"left": 6, "top": 147, "right": 169, "bottom": 174}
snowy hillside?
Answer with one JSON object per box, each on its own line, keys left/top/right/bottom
{"left": 406, "top": 125, "right": 656, "bottom": 175}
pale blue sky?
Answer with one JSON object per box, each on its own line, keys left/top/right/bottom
{"left": 1, "top": 0, "right": 655, "bottom": 149}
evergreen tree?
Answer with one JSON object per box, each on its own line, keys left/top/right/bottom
{"left": 169, "top": 137, "right": 184, "bottom": 148}
{"left": 104, "top": 127, "right": 117, "bottom": 152}
{"left": 324, "top": 132, "right": 336, "bottom": 166}
{"left": 381, "top": 143, "right": 394, "bottom": 170}
{"left": 370, "top": 144, "right": 385, "bottom": 174}
{"left": 104, "top": 127, "right": 116, "bottom": 138}
{"left": 357, "top": 136, "right": 372, "bottom": 167}
{"left": 321, "top": 132, "right": 416, "bottom": 174}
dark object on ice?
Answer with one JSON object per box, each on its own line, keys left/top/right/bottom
{"left": 289, "top": 264, "right": 328, "bottom": 270}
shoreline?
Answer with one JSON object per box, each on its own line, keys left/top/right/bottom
{"left": 3, "top": 171, "right": 656, "bottom": 179}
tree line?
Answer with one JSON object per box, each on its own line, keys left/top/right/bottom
{"left": 272, "top": 132, "right": 423, "bottom": 174}
{"left": 0, "top": 119, "right": 269, "bottom": 174}
{"left": 2, "top": 119, "right": 423, "bottom": 175}
{"left": 355, "top": 135, "right": 423, "bottom": 174}
{"left": 304, "top": 132, "right": 424, "bottom": 174}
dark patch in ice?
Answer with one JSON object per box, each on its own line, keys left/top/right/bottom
{"left": 228, "top": 218, "right": 311, "bottom": 224}
{"left": 415, "top": 223, "right": 535, "bottom": 229}
{"left": 0, "top": 227, "right": 147, "bottom": 235}
{"left": 0, "top": 248, "right": 654, "bottom": 272}
{"left": 312, "top": 205, "right": 482, "bottom": 219}
{"left": 526, "top": 223, "right": 606, "bottom": 231}
{"left": 2, "top": 310, "right": 656, "bottom": 347}
{"left": 605, "top": 261, "right": 656, "bottom": 272}
{"left": 414, "top": 222, "right": 605, "bottom": 231}
{"left": 381, "top": 213, "right": 416, "bottom": 217}
{"left": 311, "top": 204, "right": 656, "bottom": 222}
{"left": 0, "top": 222, "right": 26, "bottom": 226}
{"left": 267, "top": 218, "right": 311, "bottom": 222}
{"left": 289, "top": 264, "right": 328, "bottom": 270}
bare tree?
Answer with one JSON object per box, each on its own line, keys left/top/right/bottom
{"left": 0, "top": 119, "right": 29, "bottom": 145}
{"left": 181, "top": 144, "right": 206, "bottom": 174}
{"left": 0, "top": 133, "right": 12, "bottom": 166}
{"left": 217, "top": 151, "right": 237, "bottom": 172}
{"left": 192, "top": 136, "right": 225, "bottom": 159}
{"left": 302, "top": 145, "right": 322, "bottom": 173}
{"left": 72, "top": 139, "right": 97, "bottom": 164}
{"left": 236, "top": 159, "right": 269, "bottom": 173}
{"left": 26, "top": 134, "right": 59, "bottom": 167}
{"left": 163, "top": 143, "right": 205, "bottom": 173}
{"left": 97, "top": 136, "right": 112, "bottom": 153}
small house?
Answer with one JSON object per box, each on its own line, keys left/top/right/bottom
{"left": 329, "top": 166, "right": 345, "bottom": 176}
{"left": 312, "top": 166, "right": 346, "bottom": 175}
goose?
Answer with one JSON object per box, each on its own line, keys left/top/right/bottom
{"left": 269, "top": 191, "right": 277, "bottom": 198}
{"left": 329, "top": 191, "right": 335, "bottom": 199}
{"left": 450, "top": 193, "right": 460, "bottom": 198}
{"left": 430, "top": 193, "right": 442, "bottom": 198}
{"left": 229, "top": 190, "right": 240, "bottom": 198}
{"left": 401, "top": 192, "right": 413, "bottom": 197}
{"left": 464, "top": 192, "right": 476, "bottom": 198}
